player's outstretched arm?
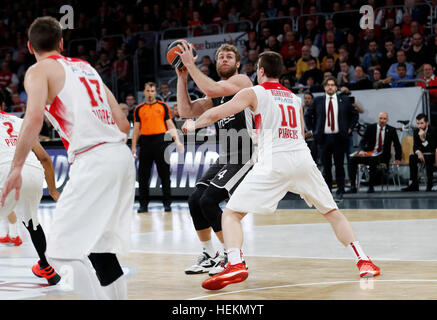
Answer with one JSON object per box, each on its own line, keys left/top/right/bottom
{"left": 32, "top": 139, "right": 60, "bottom": 201}
{"left": 182, "top": 88, "right": 257, "bottom": 133}
{"left": 103, "top": 84, "right": 130, "bottom": 135}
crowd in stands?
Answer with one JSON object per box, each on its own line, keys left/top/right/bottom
{"left": 0, "top": 0, "right": 436, "bottom": 120}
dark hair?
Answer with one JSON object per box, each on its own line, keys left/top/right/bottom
{"left": 304, "top": 91, "right": 313, "bottom": 98}
{"left": 325, "top": 55, "right": 335, "bottom": 62}
{"left": 258, "top": 51, "right": 284, "bottom": 78}
{"left": 416, "top": 113, "right": 428, "bottom": 122}
{"left": 397, "top": 62, "right": 406, "bottom": 69}
{"left": 322, "top": 75, "right": 338, "bottom": 87}
{"left": 28, "top": 16, "right": 62, "bottom": 53}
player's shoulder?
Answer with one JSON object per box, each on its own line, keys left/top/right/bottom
{"left": 228, "top": 73, "right": 253, "bottom": 87}
{"left": 26, "top": 58, "right": 62, "bottom": 78}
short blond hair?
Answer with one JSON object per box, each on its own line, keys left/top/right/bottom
{"left": 215, "top": 44, "right": 241, "bottom": 62}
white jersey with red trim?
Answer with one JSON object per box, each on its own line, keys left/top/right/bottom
{"left": 250, "top": 82, "right": 308, "bottom": 157}
{"left": 44, "top": 55, "right": 126, "bottom": 163}
{"left": 0, "top": 111, "right": 42, "bottom": 169}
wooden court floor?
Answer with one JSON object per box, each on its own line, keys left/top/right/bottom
{"left": 28, "top": 207, "right": 437, "bottom": 300}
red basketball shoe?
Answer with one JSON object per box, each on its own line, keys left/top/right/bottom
{"left": 202, "top": 262, "right": 248, "bottom": 290}
{"left": 32, "top": 260, "right": 61, "bottom": 285}
{"left": 0, "top": 235, "right": 22, "bottom": 246}
{"left": 357, "top": 258, "right": 380, "bottom": 278}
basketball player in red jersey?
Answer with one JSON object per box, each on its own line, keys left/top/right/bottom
{"left": 183, "top": 51, "right": 380, "bottom": 290}
{"left": 1, "top": 17, "right": 135, "bottom": 299}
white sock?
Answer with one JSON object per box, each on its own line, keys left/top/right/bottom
{"left": 8, "top": 222, "right": 18, "bottom": 238}
{"left": 201, "top": 240, "right": 216, "bottom": 257}
{"left": 349, "top": 241, "right": 370, "bottom": 262}
{"left": 102, "top": 275, "right": 127, "bottom": 300}
{"left": 227, "top": 248, "right": 242, "bottom": 265}
{"left": 49, "top": 258, "right": 109, "bottom": 300}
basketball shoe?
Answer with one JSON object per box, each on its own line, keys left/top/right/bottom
{"left": 185, "top": 251, "right": 220, "bottom": 274}
{"left": 0, "top": 234, "right": 22, "bottom": 246}
{"left": 32, "top": 260, "right": 61, "bottom": 285}
{"left": 357, "top": 257, "right": 380, "bottom": 278}
{"left": 208, "top": 252, "right": 248, "bottom": 276}
{"left": 202, "top": 262, "right": 248, "bottom": 290}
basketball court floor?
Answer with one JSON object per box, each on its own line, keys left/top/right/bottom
{"left": 1, "top": 193, "right": 437, "bottom": 300}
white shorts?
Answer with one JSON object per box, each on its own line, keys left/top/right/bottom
{"left": 226, "top": 149, "right": 338, "bottom": 214}
{"left": 46, "top": 143, "right": 136, "bottom": 260}
{"left": 0, "top": 163, "right": 44, "bottom": 228}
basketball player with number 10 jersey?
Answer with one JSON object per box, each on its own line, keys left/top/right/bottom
{"left": 182, "top": 51, "right": 380, "bottom": 291}
{"left": 1, "top": 17, "right": 135, "bottom": 299}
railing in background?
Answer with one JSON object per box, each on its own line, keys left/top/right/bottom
{"left": 256, "top": 16, "right": 296, "bottom": 36}
{"left": 161, "top": 27, "right": 190, "bottom": 40}
{"left": 67, "top": 37, "right": 98, "bottom": 57}
{"left": 223, "top": 20, "right": 253, "bottom": 33}
{"left": 190, "top": 24, "right": 222, "bottom": 37}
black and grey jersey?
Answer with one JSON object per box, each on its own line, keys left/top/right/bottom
{"left": 211, "top": 95, "right": 255, "bottom": 164}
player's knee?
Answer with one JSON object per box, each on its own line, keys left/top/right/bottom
{"left": 88, "top": 253, "right": 123, "bottom": 286}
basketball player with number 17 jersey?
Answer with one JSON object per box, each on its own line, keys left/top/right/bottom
{"left": 1, "top": 17, "right": 135, "bottom": 299}
{"left": 182, "top": 51, "right": 380, "bottom": 291}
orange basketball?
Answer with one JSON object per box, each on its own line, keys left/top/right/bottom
{"left": 166, "top": 39, "right": 196, "bottom": 70}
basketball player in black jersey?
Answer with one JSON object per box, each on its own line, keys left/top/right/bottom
{"left": 176, "top": 43, "right": 254, "bottom": 275}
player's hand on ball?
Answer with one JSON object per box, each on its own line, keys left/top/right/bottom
{"left": 182, "top": 119, "right": 196, "bottom": 134}
{"left": 177, "top": 41, "right": 198, "bottom": 68}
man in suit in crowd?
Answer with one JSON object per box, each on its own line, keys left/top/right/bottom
{"left": 305, "top": 76, "right": 359, "bottom": 201}
{"left": 402, "top": 113, "right": 437, "bottom": 192}
{"left": 347, "top": 112, "right": 402, "bottom": 193}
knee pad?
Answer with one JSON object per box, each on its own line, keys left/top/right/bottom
{"left": 188, "top": 185, "right": 210, "bottom": 230}
{"left": 199, "top": 187, "right": 228, "bottom": 232}
{"left": 88, "top": 253, "right": 123, "bottom": 286}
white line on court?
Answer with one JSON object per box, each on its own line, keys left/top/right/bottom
{"left": 188, "top": 279, "right": 437, "bottom": 300}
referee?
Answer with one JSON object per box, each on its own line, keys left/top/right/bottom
{"left": 132, "top": 82, "right": 184, "bottom": 213}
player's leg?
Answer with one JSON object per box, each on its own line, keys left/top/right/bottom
{"left": 202, "top": 208, "right": 248, "bottom": 290}
{"left": 137, "top": 138, "right": 154, "bottom": 212}
{"left": 185, "top": 184, "right": 220, "bottom": 274}
{"left": 48, "top": 257, "right": 109, "bottom": 300}
{"left": 88, "top": 253, "right": 126, "bottom": 300}
{"left": 23, "top": 219, "right": 61, "bottom": 285}
{"left": 0, "top": 211, "right": 22, "bottom": 246}
{"left": 17, "top": 165, "right": 61, "bottom": 284}
{"left": 293, "top": 151, "right": 380, "bottom": 278}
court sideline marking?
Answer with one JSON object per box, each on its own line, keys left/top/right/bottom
{"left": 189, "top": 279, "right": 437, "bottom": 300}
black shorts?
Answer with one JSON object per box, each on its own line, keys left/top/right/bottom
{"left": 196, "top": 159, "right": 254, "bottom": 195}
